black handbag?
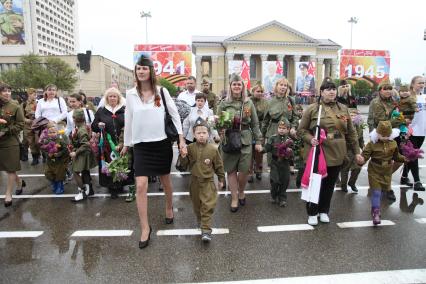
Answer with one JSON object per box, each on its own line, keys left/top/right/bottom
{"left": 221, "top": 102, "right": 244, "bottom": 154}
{"left": 159, "top": 88, "right": 179, "bottom": 142}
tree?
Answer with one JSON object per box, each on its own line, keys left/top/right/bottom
{"left": 353, "top": 80, "right": 372, "bottom": 98}
{"left": 158, "top": 77, "right": 178, "bottom": 97}
{"left": 0, "top": 54, "right": 77, "bottom": 92}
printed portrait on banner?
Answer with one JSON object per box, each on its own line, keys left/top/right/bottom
{"left": 0, "top": 0, "right": 25, "bottom": 45}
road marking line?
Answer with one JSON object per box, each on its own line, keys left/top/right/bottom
{"left": 257, "top": 224, "right": 314, "bottom": 232}
{"left": 0, "top": 231, "right": 44, "bottom": 238}
{"left": 198, "top": 268, "right": 426, "bottom": 284}
{"left": 415, "top": 218, "right": 426, "bottom": 224}
{"left": 18, "top": 172, "right": 191, "bottom": 178}
{"left": 337, "top": 220, "right": 395, "bottom": 228}
{"left": 156, "top": 228, "right": 229, "bottom": 236}
{"left": 70, "top": 230, "right": 133, "bottom": 237}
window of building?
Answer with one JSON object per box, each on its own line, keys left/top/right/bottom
{"left": 250, "top": 57, "right": 257, "bottom": 79}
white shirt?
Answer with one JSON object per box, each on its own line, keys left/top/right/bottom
{"left": 182, "top": 107, "right": 217, "bottom": 142}
{"left": 177, "top": 89, "right": 209, "bottom": 110}
{"left": 65, "top": 108, "right": 95, "bottom": 135}
{"left": 124, "top": 86, "right": 183, "bottom": 146}
{"left": 35, "top": 97, "right": 68, "bottom": 123}
{"left": 411, "top": 94, "right": 426, "bottom": 136}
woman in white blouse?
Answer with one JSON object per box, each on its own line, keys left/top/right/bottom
{"left": 182, "top": 93, "right": 219, "bottom": 144}
{"left": 122, "top": 55, "right": 187, "bottom": 249}
{"left": 35, "top": 84, "right": 67, "bottom": 123}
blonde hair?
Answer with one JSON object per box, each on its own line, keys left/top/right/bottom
{"left": 410, "top": 75, "right": 425, "bottom": 94}
{"left": 103, "top": 87, "right": 123, "bottom": 107}
{"left": 273, "top": 77, "right": 290, "bottom": 96}
{"left": 251, "top": 83, "right": 264, "bottom": 94}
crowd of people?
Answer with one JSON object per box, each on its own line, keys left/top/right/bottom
{"left": 0, "top": 53, "right": 425, "bottom": 248}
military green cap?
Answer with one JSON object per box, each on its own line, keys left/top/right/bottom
{"left": 376, "top": 121, "right": 392, "bottom": 137}
{"left": 399, "top": 84, "right": 410, "bottom": 92}
{"left": 72, "top": 109, "right": 85, "bottom": 123}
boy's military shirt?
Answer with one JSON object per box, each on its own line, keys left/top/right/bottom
{"left": 181, "top": 143, "right": 225, "bottom": 182}
{"left": 205, "top": 91, "right": 218, "bottom": 114}
{"left": 252, "top": 97, "right": 268, "bottom": 129}
{"left": 298, "top": 101, "right": 359, "bottom": 167}
{"left": 399, "top": 95, "right": 417, "bottom": 120}
{"left": 264, "top": 134, "right": 292, "bottom": 158}
{"left": 24, "top": 100, "right": 37, "bottom": 123}
{"left": 262, "top": 95, "right": 297, "bottom": 138}
{"left": 0, "top": 100, "right": 24, "bottom": 147}
{"left": 217, "top": 98, "right": 262, "bottom": 145}
{"left": 367, "top": 96, "right": 397, "bottom": 131}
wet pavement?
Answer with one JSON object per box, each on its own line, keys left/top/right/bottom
{"left": 1, "top": 105, "right": 426, "bottom": 283}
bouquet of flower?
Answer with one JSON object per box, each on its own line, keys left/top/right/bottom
{"left": 39, "top": 129, "right": 61, "bottom": 156}
{"left": 275, "top": 139, "right": 294, "bottom": 159}
{"left": 206, "top": 115, "right": 219, "bottom": 129}
{"left": 352, "top": 113, "right": 368, "bottom": 129}
{"left": 0, "top": 107, "right": 11, "bottom": 135}
{"left": 391, "top": 108, "right": 408, "bottom": 133}
{"left": 401, "top": 140, "right": 424, "bottom": 162}
{"left": 105, "top": 153, "right": 130, "bottom": 183}
{"left": 216, "top": 111, "right": 234, "bottom": 129}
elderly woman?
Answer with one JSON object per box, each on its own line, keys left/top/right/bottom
{"left": 122, "top": 54, "right": 186, "bottom": 249}
{"left": 400, "top": 76, "right": 426, "bottom": 191}
{"left": 35, "top": 84, "right": 67, "bottom": 123}
{"left": 92, "top": 87, "right": 132, "bottom": 199}
{"left": 298, "top": 79, "right": 361, "bottom": 225}
{"left": 217, "top": 74, "right": 262, "bottom": 212}
{"left": 0, "top": 83, "right": 25, "bottom": 207}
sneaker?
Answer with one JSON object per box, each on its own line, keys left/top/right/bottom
{"left": 73, "top": 189, "right": 86, "bottom": 202}
{"left": 319, "top": 213, "right": 330, "bottom": 223}
{"left": 372, "top": 208, "right": 381, "bottom": 225}
{"left": 400, "top": 177, "right": 413, "bottom": 187}
{"left": 279, "top": 200, "right": 287, "bottom": 207}
{"left": 308, "top": 215, "right": 318, "bottom": 226}
{"left": 201, "top": 233, "right": 212, "bottom": 242}
{"left": 414, "top": 182, "right": 425, "bottom": 192}
{"left": 270, "top": 197, "right": 278, "bottom": 204}
{"left": 348, "top": 183, "right": 359, "bottom": 193}
{"left": 387, "top": 190, "right": 396, "bottom": 201}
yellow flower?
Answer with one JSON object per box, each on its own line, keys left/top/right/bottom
{"left": 58, "top": 129, "right": 65, "bottom": 135}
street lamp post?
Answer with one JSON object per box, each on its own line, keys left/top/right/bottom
{"left": 141, "top": 11, "right": 152, "bottom": 44}
{"left": 348, "top": 17, "right": 358, "bottom": 50}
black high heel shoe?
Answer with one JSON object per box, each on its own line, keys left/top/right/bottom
{"left": 139, "top": 226, "right": 152, "bottom": 249}
{"left": 4, "top": 199, "right": 12, "bottom": 207}
{"left": 238, "top": 197, "right": 246, "bottom": 206}
{"left": 15, "top": 179, "right": 26, "bottom": 195}
{"left": 165, "top": 208, "right": 174, "bottom": 224}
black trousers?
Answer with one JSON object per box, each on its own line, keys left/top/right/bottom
{"left": 306, "top": 165, "right": 341, "bottom": 216}
{"left": 402, "top": 136, "right": 425, "bottom": 182}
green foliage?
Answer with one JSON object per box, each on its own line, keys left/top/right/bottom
{"left": 158, "top": 77, "right": 178, "bottom": 97}
{"left": 0, "top": 54, "right": 77, "bottom": 92}
{"left": 353, "top": 80, "right": 372, "bottom": 97}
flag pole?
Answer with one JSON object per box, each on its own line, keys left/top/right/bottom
{"left": 308, "top": 93, "right": 323, "bottom": 204}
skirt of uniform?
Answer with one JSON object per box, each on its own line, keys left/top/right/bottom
{"left": 133, "top": 138, "right": 173, "bottom": 177}
{"left": 0, "top": 145, "right": 21, "bottom": 172}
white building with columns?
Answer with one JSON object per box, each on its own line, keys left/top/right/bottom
{"left": 192, "top": 20, "right": 340, "bottom": 95}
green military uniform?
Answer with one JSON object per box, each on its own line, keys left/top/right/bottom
{"left": 399, "top": 95, "right": 417, "bottom": 120}
{"left": 217, "top": 98, "right": 262, "bottom": 173}
{"left": 361, "top": 135, "right": 405, "bottom": 191}
{"left": 262, "top": 95, "right": 298, "bottom": 138}
{"left": 23, "top": 99, "right": 40, "bottom": 156}
{"left": 252, "top": 97, "right": 268, "bottom": 130}
{"left": 367, "top": 95, "right": 398, "bottom": 132}
{"left": 340, "top": 111, "right": 365, "bottom": 190}
{"left": 204, "top": 91, "right": 218, "bottom": 114}
{"left": 0, "top": 8, "right": 24, "bottom": 44}
{"left": 41, "top": 135, "right": 70, "bottom": 182}
{"left": 70, "top": 125, "right": 97, "bottom": 173}
{"left": 298, "top": 101, "right": 360, "bottom": 167}
{"left": 179, "top": 142, "right": 225, "bottom": 234}
{"left": 0, "top": 99, "right": 24, "bottom": 172}
{"left": 264, "top": 133, "right": 292, "bottom": 203}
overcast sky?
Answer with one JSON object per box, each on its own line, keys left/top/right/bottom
{"left": 78, "top": 0, "right": 426, "bottom": 83}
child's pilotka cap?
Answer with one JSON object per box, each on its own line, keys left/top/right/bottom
{"left": 376, "top": 120, "right": 392, "bottom": 137}
{"left": 399, "top": 84, "right": 410, "bottom": 92}
{"left": 72, "top": 109, "right": 85, "bottom": 123}
{"left": 193, "top": 117, "right": 210, "bottom": 132}
{"left": 278, "top": 119, "right": 290, "bottom": 128}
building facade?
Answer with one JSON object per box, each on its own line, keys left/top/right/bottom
{"left": 0, "top": 55, "right": 133, "bottom": 97}
{"left": 192, "top": 21, "right": 340, "bottom": 95}
{"left": 0, "top": 0, "right": 79, "bottom": 56}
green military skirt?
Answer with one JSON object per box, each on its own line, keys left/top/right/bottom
{"left": 221, "top": 144, "right": 252, "bottom": 174}
{"left": 0, "top": 145, "right": 21, "bottom": 172}
{"left": 72, "top": 150, "right": 97, "bottom": 173}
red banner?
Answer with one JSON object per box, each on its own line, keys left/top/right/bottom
{"left": 134, "top": 44, "right": 191, "bottom": 52}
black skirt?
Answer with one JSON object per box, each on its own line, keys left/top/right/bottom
{"left": 133, "top": 138, "right": 173, "bottom": 177}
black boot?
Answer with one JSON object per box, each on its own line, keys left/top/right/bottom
{"left": 414, "top": 182, "right": 425, "bottom": 191}
{"left": 31, "top": 154, "right": 40, "bottom": 166}
{"left": 387, "top": 190, "right": 396, "bottom": 201}
{"left": 401, "top": 176, "right": 414, "bottom": 187}
{"left": 20, "top": 144, "right": 28, "bottom": 161}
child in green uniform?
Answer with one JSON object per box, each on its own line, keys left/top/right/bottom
{"left": 39, "top": 122, "right": 69, "bottom": 194}
{"left": 179, "top": 118, "right": 225, "bottom": 242}
{"left": 69, "top": 109, "right": 97, "bottom": 202}
{"left": 358, "top": 121, "right": 407, "bottom": 225}
{"left": 264, "top": 120, "right": 294, "bottom": 206}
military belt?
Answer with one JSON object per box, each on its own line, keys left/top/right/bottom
{"left": 371, "top": 158, "right": 392, "bottom": 166}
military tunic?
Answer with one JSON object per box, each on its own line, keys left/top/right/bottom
{"left": 361, "top": 140, "right": 405, "bottom": 190}
{"left": 204, "top": 91, "right": 218, "bottom": 114}
{"left": 399, "top": 95, "right": 417, "bottom": 120}
{"left": 23, "top": 99, "right": 40, "bottom": 154}
{"left": 367, "top": 96, "right": 398, "bottom": 132}
{"left": 252, "top": 97, "right": 268, "bottom": 130}
{"left": 179, "top": 142, "right": 225, "bottom": 233}
{"left": 0, "top": 99, "right": 24, "bottom": 171}
{"left": 264, "top": 134, "right": 292, "bottom": 201}
{"left": 41, "top": 136, "right": 70, "bottom": 182}
{"left": 70, "top": 125, "right": 97, "bottom": 172}
{"left": 262, "top": 95, "right": 297, "bottom": 139}
{"left": 217, "top": 98, "right": 262, "bottom": 173}
{"left": 341, "top": 122, "right": 365, "bottom": 187}
{"left": 298, "top": 101, "right": 360, "bottom": 167}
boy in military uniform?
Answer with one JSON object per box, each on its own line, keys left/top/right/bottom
{"left": 398, "top": 84, "right": 418, "bottom": 122}
{"left": 39, "top": 122, "right": 69, "bottom": 194}
{"left": 201, "top": 78, "right": 218, "bottom": 114}
{"left": 264, "top": 120, "right": 294, "bottom": 206}
{"left": 358, "top": 121, "right": 407, "bottom": 225}
{"left": 179, "top": 118, "right": 225, "bottom": 242}
{"left": 22, "top": 88, "right": 41, "bottom": 165}
{"left": 340, "top": 108, "right": 365, "bottom": 193}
